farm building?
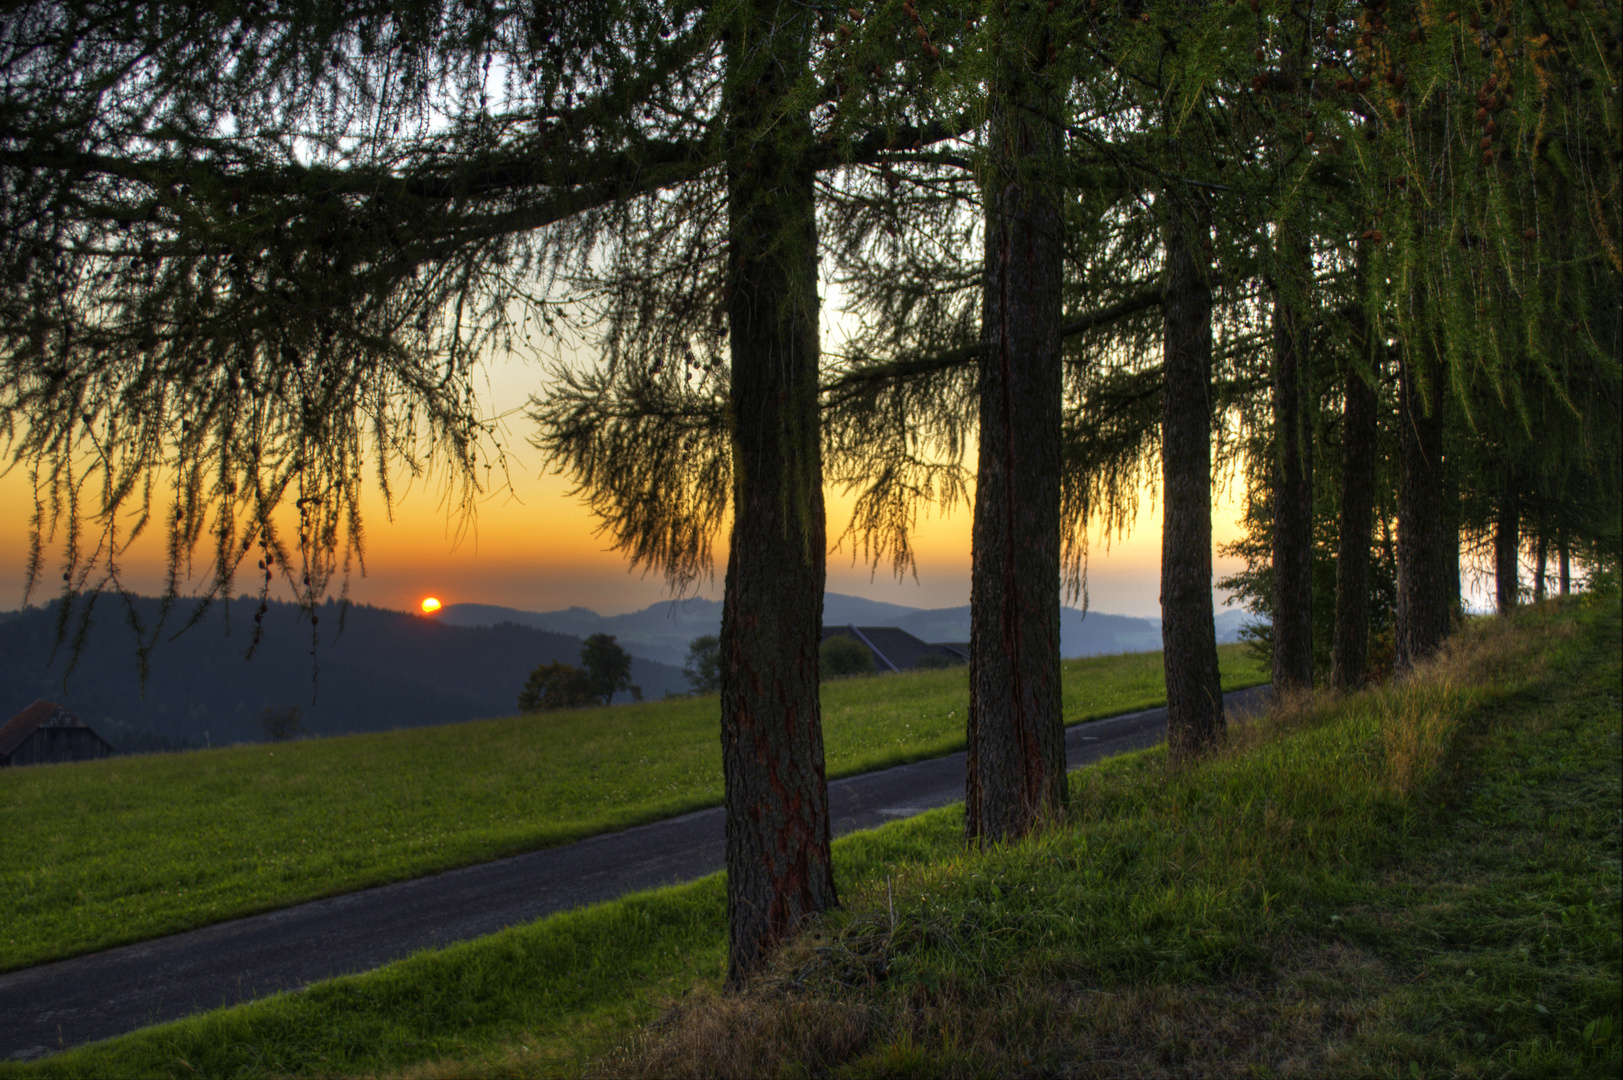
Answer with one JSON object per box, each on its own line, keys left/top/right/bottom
{"left": 820, "top": 626, "right": 968, "bottom": 673}
{"left": 0, "top": 700, "right": 115, "bottom": 767}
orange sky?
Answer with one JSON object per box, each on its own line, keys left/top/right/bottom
{"left": 0, "top": 443, "right": 1248, "bottom": 623}
{"left": 0, "top": 339, "right": 1250, "bottom": 620}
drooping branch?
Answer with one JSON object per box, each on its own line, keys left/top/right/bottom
{"left": 820, "top": 285, "right": 1164, "bottom": 409}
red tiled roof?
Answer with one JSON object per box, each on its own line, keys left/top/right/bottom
{"left": 0, "top": 700, "right": 84, "bottom": 758}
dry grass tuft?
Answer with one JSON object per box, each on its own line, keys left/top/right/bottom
{"left": 1378, "top": 679, "right": 1460, "bottom": 796}
{"left": 592, "top": 985, "right": 876, "bottom": 1080}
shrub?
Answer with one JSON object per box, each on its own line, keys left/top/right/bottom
{"left": 257, "top": 705, "right": 304, "bottom": 742}
{"left": 820, "top": 634, "right": 875, "bottom": 678}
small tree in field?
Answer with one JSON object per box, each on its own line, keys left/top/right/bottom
{"left": 580, "top": 633, "right": 639, "bottom": 706}
{"left": 517, "top": 663, "right": 594, "bottom": 713}
{"left": 819, "top": 635, "right": 875, "bottom": 679}
{"left": 683, "top": 634, "right": 722, "bottom": 695}
{"left": 257, "top": 705, "right": 304, "bottom": 742}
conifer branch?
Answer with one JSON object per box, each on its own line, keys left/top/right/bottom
{"left": 820, "top": 286, "right": 1165, "bottom": 408}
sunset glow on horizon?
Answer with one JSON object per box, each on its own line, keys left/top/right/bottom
{"left": 0, "top": 345, "right": 1249, "bottom": 621}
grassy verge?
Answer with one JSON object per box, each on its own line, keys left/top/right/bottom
{"left": 0, "top": 645, "right": 1264, "bottom": 972}
{"left": 614, "top": 599, "right": 1622, "bottom": 1080}
{"left": 7, "top": 601, "right": 1612, "bottom": 1078}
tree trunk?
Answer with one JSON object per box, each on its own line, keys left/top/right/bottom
{"left": 1394, "top": 340, "right": 1449, "bottom": 671}
{"left": 1494, "top": 472, "right": 1520, "bottom": 615}
{"left": 1533, "top": 529, "right": 1548, "bottom": 603}
{"left": 1331, "top": 353, "right": 1378, "bottom": 691}
{"left": 1268, "top": 15, "right": 1315, "bottom": 694}
{"left": 1159, "top": 191, "right": 1224, "bottom": 760}
{"left": 1559, "top": 533, "right": 1571, "bottom": 595}
{"left": 966, "top": 10, "right": 1067, "bottom": 844}
{"left": 1270, "top": 236, "right": 1314, "bottom": 692}
{"left": 718, "top": 3, "right": 835, "bottom": 988}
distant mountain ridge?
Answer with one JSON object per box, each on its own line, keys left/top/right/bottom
{"left": 438, "top": 594, "right": 1255, "bottom": 667}
{"left": 0, "top": 597, "right": 687, "bottom": 751}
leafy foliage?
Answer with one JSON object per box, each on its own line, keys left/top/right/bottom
{"left": 682, "top": 633, "right": 721, "bottom": 695}
{"left": 516, "top": 661, "right": 593, "bottom": 713}
{"left": 819, "top": 633, "right": 875, "bottom": 679}
{"left": 518, "top": 632, "right": 640, "bottom": 710}
{"left": 256, "top": 704, "right": 305, "bottom": 742}
{"left": 580, "top": 632, "right": 639, "bottom": 705}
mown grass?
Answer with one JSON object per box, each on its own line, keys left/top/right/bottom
{"left": 6, "top": 601, "right": 1613, "bottom": 1078}
{"left": 0, "top": 644, "right": 1264, "bottom": 973}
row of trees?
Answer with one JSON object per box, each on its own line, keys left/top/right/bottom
{"left": 3, "top": 1, "right": 1616, "bottom": 985}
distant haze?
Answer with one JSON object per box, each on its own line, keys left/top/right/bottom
{"left": 0, "top": 597, "right": 687, "bottom": 751}
{"left": 437, "top": 593, "right": 1256, "bottom": 670}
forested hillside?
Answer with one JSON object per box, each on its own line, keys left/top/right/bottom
{"left": 0, "top": 597, "right": 686, "bottom": 749}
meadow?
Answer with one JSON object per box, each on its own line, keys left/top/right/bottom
{"left": 7, "top": 599, "right": 1615, "bottom": 1079}
{"left": 0, "top": 644, "right": 1265, "bottom": 972}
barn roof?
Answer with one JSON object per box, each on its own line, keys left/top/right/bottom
{"left": 0, "top": 700, "right": 91, "bottom": 758}
{"left": 820, "top": 626, "right": 967, "bottom": 672}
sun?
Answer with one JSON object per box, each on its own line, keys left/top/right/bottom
{"left": 420, "top": 597, "right": 442, "bottom": 615}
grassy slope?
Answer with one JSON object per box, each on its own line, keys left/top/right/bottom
{"left": 0, "top": 645, "right": 1265, "bottom": 972}
{"left": 6, "top": 600, "right": 1614, "bottom": 1079}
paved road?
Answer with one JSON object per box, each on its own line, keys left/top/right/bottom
{"left": 1, "top": 686, "right": 1269, "bottom": 1061}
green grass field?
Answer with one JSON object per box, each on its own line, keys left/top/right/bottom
{"left": 0, "top": 644, "right": 1265, "bottom": 973}
{"left": 6, "top": 600, "right": 1614, "bottom": 1079}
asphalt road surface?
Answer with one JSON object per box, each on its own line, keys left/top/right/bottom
{"left": 1, "top": 685, "right": 1269, "bottom": 1061}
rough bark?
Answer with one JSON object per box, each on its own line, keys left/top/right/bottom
{"left": 966, "top": 13, "right": 1067, "bottom": 844}
{"left": 1270, "top": 236, "right": 1314, "bottom": 692}
{"left": 1495, "top": 472, "right": 1520, "bottom": 615}
{"left": 1394, "top": 341, "right": 1449, "bottom": 671}
{"left": 718, "top": 2, "right": 835, "bottom": 988}
{"left": 1533, "top": 529, "right": 1548, "bottom": 603}
{"left": 1559, "top": 534, "right": 1571, "bottom": 595}
{"left": 1159, "top": 192, "right": 1224, "bottom": 760}
{"left": 1331, "top": 356, "right": 1378, "bottom": 691}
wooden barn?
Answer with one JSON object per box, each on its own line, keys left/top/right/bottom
{"left": 0, "top": 700, "right": 115, "bottom": 767}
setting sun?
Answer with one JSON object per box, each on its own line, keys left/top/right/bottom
{"left": 420, "top": 597, "right": 442, "bottom": 614}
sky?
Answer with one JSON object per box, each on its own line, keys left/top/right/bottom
{"left": 0, "top": 317, "right": 1253, "bottom": 622}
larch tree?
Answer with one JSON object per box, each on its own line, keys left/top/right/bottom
{"left": 1196, "top": 0, "right": 1619, "bottom": 683}
{"left": 1368, "top": 0, "right": 1619, "bottom": 666}
{"left": 1262, "top": 6, "right": 1318, "bottom": 695}
{"left": 1, "top": 0, "right": 720, "bottom": 649}
{"left": 964, "top": 0, "right": 1069, "bottom": 843}
{"left": 711, "top": 0, "right": 836, "bottom": 986}
{"left": 3, "top": 0, "right": 987, "bottom": 985}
